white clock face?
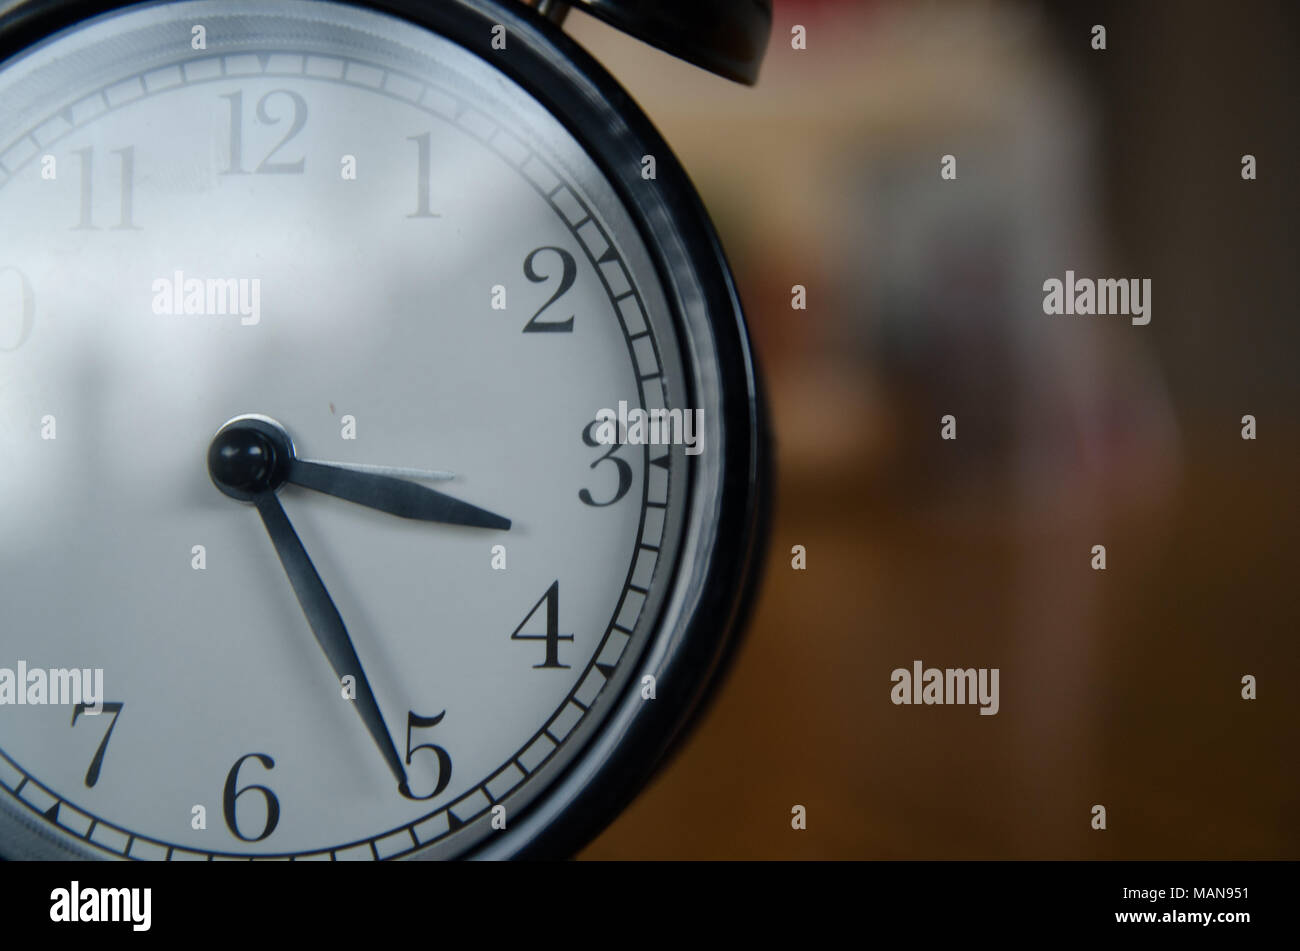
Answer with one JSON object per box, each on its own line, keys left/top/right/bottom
{"left": 0, "top": 0, "right": 700, "bottom": 858}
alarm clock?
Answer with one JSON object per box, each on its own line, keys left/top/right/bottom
{"left": 0, "top": 0, "right": 770, "bottom": 859}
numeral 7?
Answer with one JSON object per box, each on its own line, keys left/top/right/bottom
{"left": 70, "top": 701, "right": 124, "bottom": 788}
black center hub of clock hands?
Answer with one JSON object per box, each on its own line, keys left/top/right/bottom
{"left": 206, "top": 414, "right": 511, "bottom": 795}
{"left": 208, "top": 416, "right": 293, "bottom": 501}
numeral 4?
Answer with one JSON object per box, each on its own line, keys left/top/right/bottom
{"left": 511, "top": 581, "right": 573, "bottom": 669}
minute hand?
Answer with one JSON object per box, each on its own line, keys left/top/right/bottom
{"left": 288, "top": 459, "right": 511, "bottom": 530}
{"left": 252, "top": 492, "right": 408, "bottom": 789}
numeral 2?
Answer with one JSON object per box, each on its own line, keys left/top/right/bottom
{"left": 522, "top": 246, "right": 576, "bottom": 332}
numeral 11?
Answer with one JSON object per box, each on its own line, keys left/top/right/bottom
{"left": 72, "top": 146, "right": 141, "bottom": 231}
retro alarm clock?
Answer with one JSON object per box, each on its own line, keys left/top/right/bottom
{"left": 0, "top": 0, "right": 770, "bottom": 859}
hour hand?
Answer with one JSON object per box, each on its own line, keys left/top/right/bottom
{"left": 288, "top": 459, "right": 511, "bottom": 530}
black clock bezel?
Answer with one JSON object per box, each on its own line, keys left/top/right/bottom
{"left": 0, "top": 0, "right": 770, "bottom": 861}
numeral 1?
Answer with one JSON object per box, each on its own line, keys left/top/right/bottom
{"left": 406, "top": 132, "right": 440, "bottom": 218}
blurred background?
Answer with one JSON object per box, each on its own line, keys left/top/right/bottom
{"left": 568, "top": 0, "right": 1300, "bottom": 858}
